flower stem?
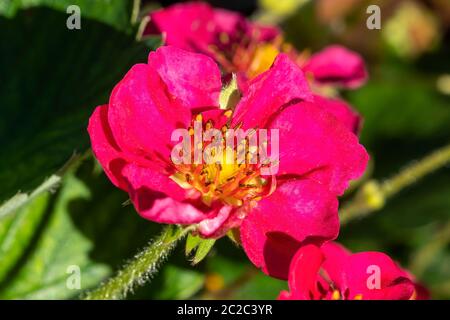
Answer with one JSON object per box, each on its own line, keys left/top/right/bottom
{"left": 131, "top": 0, "right": 141, "bottom": 25}
{"left": 83, "top": 225, "right": 189, "bottom": 300}
{"left": 340, "top": 143, "right": 450, "bottom": 224}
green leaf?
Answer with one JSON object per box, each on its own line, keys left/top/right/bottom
{"left": 185, "top": 234, "right": 216, "bottom": 265}
{"left": 233, "top": 273, "right": 287, "bottom": 300}
{"left": 185, "top": 233, "right": 202, "bottom": 255}
{"left": 0, "top": 192, "right": 50, "bottom": 281}
{"left": 0, "top": 173, "right": 110, "bottom": 299}
{"left": 0, "top": 157, "right": 164, "bottom": 299}
{"left": 203, "top": 245, "right": 286, "bottom": 299}
{"left": 192, "top": 239, "right": 216, "bottom": 265}
{"left": 153, "top": 265, "right": 205, "bottom": 300}
{"left": 0, "top": 7, "right": 151, "bottom": 209}
{"left": 0, "top": 175, "right": 61, "bottom": 220}
{"left": 0, "top": 0, "right": 134, "bottom": 31}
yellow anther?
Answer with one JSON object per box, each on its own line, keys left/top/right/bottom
{"left": 219, "top": 32, "right": 229, "bottom": 44}
{"left": 171, "top": 114, "right": 269, "bottom": 209}
{"left": 331, "top": 290, "right": 341, "bottom": 300}
{"left": 247, "top": 43, "right": 280, "bottom": 78}
{"left": 223, "top": 110, "right": 233, "bottom": 118}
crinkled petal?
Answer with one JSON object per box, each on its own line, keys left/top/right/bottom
{"left": 148, "top": 46, "right": 222, "bottom": 109}
{"left": 241, "top": 179, "right": 339, "bottom": 279}
{"left": 287, "top": 244, "right": 325, "bottom": 300}
{"left": 268, "top": 100, "right": 368, "bottom": 195}
{"left": 122, "top": 163, "right": 207, "bottom": 225}
{"left": 88, "top": 105, "right": 129, "bottom": 190}
{"left": 321, "top": 242, "right": 352, "bottom": 290}
{"left": 197, "top": 205, "right": 234, "bottom": 237}
{"left": 107, "top": 63, "right": 190, "bottom": 163}
{"left": 147, "top": 2, "right": 215, "bottom": 52}
{"left": 232, "top": 54, "right": 313, "bottom": 130}
{"left": 303, "top": 45, "right": 367, "bottom": 89}
{"left": 313, "top": 95, "right": 361, "bottom": 134}
{"left": 342, "top": 252, "right": 415, "bottom": 300}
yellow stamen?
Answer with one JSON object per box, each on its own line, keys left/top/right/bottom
{"left": 170, "top": 115, "right": 272, "bottom": 208}
{"left": 331, "top": 290, "right": 341, "bottom": 300}
{"left": 247, "top": 44, "right": 280, "bottom": 78}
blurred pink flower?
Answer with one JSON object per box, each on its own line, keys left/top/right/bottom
{"left": 145, "top": 1, "right": 279, "bottom": 66}
{"left": 278, "top": 242, "right": 429, "bottom": 300}
{"left": 303, "top": 45, "right": 368, "bottom": 89}
{"left": 145, "top": 2, "right": 367, "bottom": 90}
{"left": 145, "top": 2, "right": 366, "bottom": 136}
{"left": 88, "top": 46, "right": 368, "bottom": 276}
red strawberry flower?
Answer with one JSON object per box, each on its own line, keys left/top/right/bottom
{"left": 88, "top": 46, "right": 368, "bottom": 276}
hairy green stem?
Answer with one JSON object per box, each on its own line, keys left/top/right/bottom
{"left": 340, "top": 143, "right": 450, "bottom": 224}
{"left": 84, "top": 225, "right": 189, "bottom": 300}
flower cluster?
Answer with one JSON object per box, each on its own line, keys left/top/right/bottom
{"left": 88, "top": 2, "right": 427, "bottom": 300}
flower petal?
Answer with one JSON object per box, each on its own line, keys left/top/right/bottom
{"left": 148, "top": 46, "right": 222, "bottom": 110}
{"left": 147, "top": 2, "right": 216, "bottom": 52}
{"left": 251, "top": 23, "right": 281, "bottom": 42}
{"left": 342, "top": 252, "right": 415, "bottom": 300}
{"left": 87, "top": 105, "right": 128, "bottom": 190}
{"left": 321, "top": 242, "right": 352, "bottom": 290}
{"left": 232, "top": 53, "right": 313, "bottom": 130}
{"left": 268, "top": 100, "right": 368, "bottom": 195}
{"left": 122, "top": 163, "right": 208, "bottom": 225}
{"left": 197, "top": 205, "right": 234, "bottom": 237}
{"left": 303, "top": 45, "right": 367, "bottom": 89}
{"left": 286, "top": 244, "right": 325, "bottom": 300}
{"left": 313, "top": 95, "right": 361, "bottom": 134}
{"left": 241, "top": 179, "right": 339, "bottom": 279}
{"left": 107, "top": 63, "right": 190, "bottom": 163}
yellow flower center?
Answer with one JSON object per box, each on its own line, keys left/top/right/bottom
{"left": 170, "top": 112, "right": 275, "bottom": 208}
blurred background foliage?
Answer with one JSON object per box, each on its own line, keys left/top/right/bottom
{"left": 0, "top": 0, "right": 449, "bottom": 299}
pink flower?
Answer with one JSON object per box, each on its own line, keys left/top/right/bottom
{"left": 278, "top": 242, "right": 429, "bottom": 300}
{"left": 88, "top": 46, "right": 368, "bottom": 277}
{"left": 303, "top": 45, "right": 368, "bottom": 89}
{"left": 145, "top": 3, "right": 365, "bottom": 135}
{"left": 311, "top": 94, "right": 362, "bottom": 134}
{"left": 145, "top": 2, "right": 279, "bottom": 66}
{"left": 145, "top": 3, "right": 366, "bottom": 89}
